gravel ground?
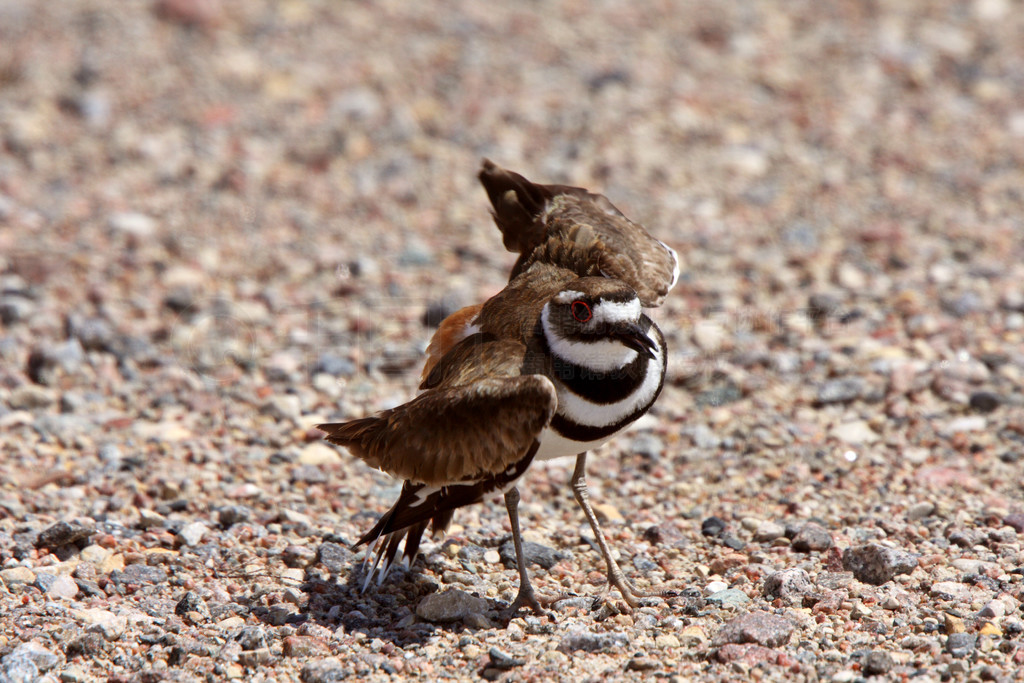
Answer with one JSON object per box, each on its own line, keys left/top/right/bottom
{"left": 2, "top": 1, "right": 1024, "bottom": 681}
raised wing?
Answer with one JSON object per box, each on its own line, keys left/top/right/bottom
{"left": 478, "top": 159, "right": 679, "bottom": 307}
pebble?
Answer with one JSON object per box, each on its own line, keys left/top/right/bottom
{"left": 706, "top": 589, "right": 751, "bottom": 609}
{"left": 906, "top": 501, "right": 935, "bottom": 520}
{"left": 317, "top": 542, "right": 352, "bottom": 573}
{"left": 711, "top": 611, "right": 794, "bottom": 648}
{"left": 816, "top": 378, "right": 864, "bottom": 405}
{"left": 842, "top": 544, "right": 919, "bottom": 585}
{"left": 108, "top": 211, "right": 157, "bottom": 237}
{"left": 946, "top": 633, "right": 977, "bottom": 658}
{"left": 301, "top": 659, "right": 347, "bottom": 683}
{"left": 138, "top": 509, "right": 167, "bottom": 529}
{"left": 66, "top": 632, "right": 106, "bottom": 659}
{"left": 299, "top": 442, "right": 342, "bottom": 466}
{"left": 415, "top": 589, "right": 489, "bottom": 623}
{"left": 0, "top": 567, "right": 37, "bottom": 586}
{"left": 930, "top": 582, "right": 971, "bottom": 601}
{"left": 283, "top": 635, "right": 331, "bottom": 658}
{"left": 0, "top": 295, "right": 35, "bottom": 324}
{"left": 178, "top": 522, "right": 209, "bottom": 547}
{"left": 44, "top": 574, "right": 80, "bottom": 600}
{"left": 861, "top": 651, "right": 894, "bottom": 676}
{"left": 1, "top": 642, "right": 60, "bottom": 681}
{"left": 8, "top": 385, "right": 56, "bottom": 410}
{"left": 558, "top": 628, "right": 629, "bottom": 653}
{"left": 968, "top": 391, "right": 1002, "bottom": 413}
{"left": 111, "top": 564, "right": 168, "bottom": 585}
{"left": 175, "top": 591, "right": 211, "bottom": 621}
{"left": 831, "top": 420, "right": 878, "bottom": 444}
{"left": 701, "top": 517, "right": 727, "bottom": 538}
{"left": 753, "top": 521, "right": 786, "bottom": 543}
{"left": 763, "top": 568, "right": 812, "bottom": 598}
{"left": 791, "top": 523, "right": 833, "bottom": 552}
{"left": 940, "top": 416, "right": 987, "bottom": 435}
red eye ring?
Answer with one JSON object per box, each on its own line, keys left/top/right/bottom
{"left": 571, "top": 300, "right": 592, "bottom": 322}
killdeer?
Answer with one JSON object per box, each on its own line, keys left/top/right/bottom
{"left": 318, "top": 162, "right": 677, "bottom": 616}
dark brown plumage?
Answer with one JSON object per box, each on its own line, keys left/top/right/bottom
{"left": 478, "top": 159, "right": 679, "bottom": 306}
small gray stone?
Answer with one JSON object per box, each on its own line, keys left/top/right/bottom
{"left": 317, "top": 542, "right": 352, "bottom": 574}
{"left": 487, "top": 647, "right": 524, "bottom": 670}
{"left": 112, "top": 564, "right": 168, "bottom": 585}
{"left": 36, "top": 521, "right": 95, "bottom": 550}
{"left": 862, "top": 651, "right": 894, "bottom": 675}
{"left": 300, "top": 658, "right": 347, "bottom": 683}
{"left": 687, "top": 424, "right": 722, "bottom": 450}
{"left": 218, "top": 505, "right": 253, "bottom": 527}
{"left": 946, "top": 632, "right": 976, "bottom": 658}
{"left": 236, "top": 625, "right": 269, "bottom": 651}
{"left": 706, "top": 589, "right": 751, "bottom": 608}
{"left": 753, "top": 521, "right": 786, "bottom": 543}
{"left": 906, "top": 501, "right": 935, "bottom": 521}
{"left": 558, "top": 627, "right": 629, "bottom": 653}
{"left": 44, "top": 574, "right": 80, "bottom": 600}
{"left": 0, "top": 295, "right": 35, "bottom": 324}
{"left": 283, "top": 544, "right": 317, "bottom": 568}
{"left": 313, "top": 354, "right": 357, "bottom": 378}
{"left": 843, "top": 544, "right": 918, "bottom": 585}
{"left": 138, "top": 509, "right": 167, "bottom": 529}
{"left": 415, "top": 589, "right": 488, "bottom": 623}
{"left": 630, "top": 432, "right": 666, "bottom": 458}
{"left": 67, "top": 315, "right": 115, "bottom": 352}
{"left": 816, "top": 378, "right": 864, "bottom": 405}
{"left": 763, "top": 568, "right": 812, "bottom": 598}
{"left": 178, "top": 522, "right": 208, "bottom": 547}
{"left": 2, "top": 641, "right": 61, "bottom": 675}
{"left": 499, "top": 540, "right": 564, "bottom": 570}
{"left": 8, "top": 384, "right": 55, "bottom": 410}
{"left": 175, "top": 591, "right": 211, "bottom": 620}
{"left": 792, "top": 523, "right": 833, "bottom": 552}
{"left": 65, "top": 632, "right": 106, "bottom": 659}
{"left": 712, "top": 610, "right": 794, "bottom": 648}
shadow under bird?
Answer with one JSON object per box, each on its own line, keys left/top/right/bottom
{"left": 317, "top": 160, "right": 679, "bottom": 616}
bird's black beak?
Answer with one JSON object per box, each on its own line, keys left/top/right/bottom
{"left": 613, "top": 322, "right": 657, "bottom": 359}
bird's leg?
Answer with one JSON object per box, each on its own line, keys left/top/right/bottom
{"left": 570, "top": 452, "right": 655, "bottom": 608}
{"left": 500, "top": 486, "right": 549, "bottom": 619}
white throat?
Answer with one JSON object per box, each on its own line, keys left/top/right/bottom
{"left": 541, "top": 304, "right": 640, "bottom": 372}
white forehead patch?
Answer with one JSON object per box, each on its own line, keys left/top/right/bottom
{"left": 589, "top": 298, "right": 641, "bottom": 324}
{"left": 553, "top": 290, "right": 585, "bottom": 304}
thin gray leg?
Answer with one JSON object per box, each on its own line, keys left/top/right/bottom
{"left": 570, "top": 452, "right": 647, "bottom": 607}
{"left": 500, "top": 486, "right": 547, "bottom": 618}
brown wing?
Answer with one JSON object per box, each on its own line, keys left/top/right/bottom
{"left": 317, "top": 338, "right": 556, "bottom": 486}
{"left": 478, "top": 159, "right": 679, "bottom": 307}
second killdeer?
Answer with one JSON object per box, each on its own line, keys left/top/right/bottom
{"left": 318, "top": 162, "right": 676, "bottom": 616}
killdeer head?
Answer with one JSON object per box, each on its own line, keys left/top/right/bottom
{"left": 541, "top": 277, "right": 656, "bottom": 375}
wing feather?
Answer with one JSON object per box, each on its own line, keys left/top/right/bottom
{"left": 478, "top": 159, "right": 679, "bottom": 307}
{"left": 318, "top": 339, "right": 556, "bottom": 486}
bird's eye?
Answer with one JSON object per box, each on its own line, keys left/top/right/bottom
{"left": 571, "top": 300, "right": 592, "bottom": 322}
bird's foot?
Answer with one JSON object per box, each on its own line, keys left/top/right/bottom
{"left": 608, "top": 576, "right": 676, "bottom": 609}
{"left": 500, "top": 585, "right": 556, "bottom": 621}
